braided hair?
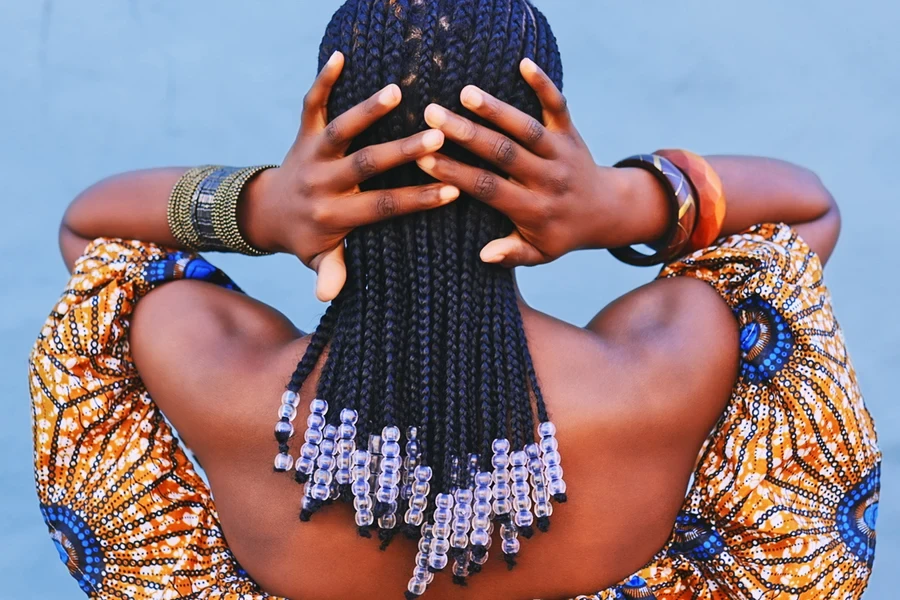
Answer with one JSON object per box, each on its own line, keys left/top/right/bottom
{"left": 276, "top": 0, "right": 565, "bottom": 593}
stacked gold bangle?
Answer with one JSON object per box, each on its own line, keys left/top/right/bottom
{"left": 167, "top": 165, "right": 277, "bottom": 255}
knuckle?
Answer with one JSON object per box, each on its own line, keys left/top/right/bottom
{"left": 543, "top": 168, "right": 571, "bottom": 195}
{"left": 473, "top": 172, "right": 498, "bottom": 201}
{"left": 302, "top": 92, "right": 316, "bottom": 113}
{"left": 524, "top": 118, "right": 545, "bottom": 144}
{"left": 492, "top": 136, "right": 517, "bottom": 165}
{"left": 376, "top": 190, "right": 398, "bottom": 218}
{"left": 324, "top": 121, "right": 344, "bottom": 146}
{"left": 353, "top": 149, "right": 378, "bottom": 179}
{"left": 297, "top": 176, "right": 318, "bottom": 198}
{"left": 310, "top": 201, "right": 332, "bottom": 224}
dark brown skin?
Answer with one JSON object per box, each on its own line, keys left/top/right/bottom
{"left": 58, "top": 54, "right": 840, "bottom": 599}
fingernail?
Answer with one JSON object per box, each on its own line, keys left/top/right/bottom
{"left": 417, "top": 155, "right": 436, "bottom": 170}
{"left": 482, "top": 252, "right": 506, "bottom": 264}
{"left": 424, "top": 104, "right": 447, "bottom": 126}
{"left": 379, "top": 84, "right": 400, "bottom": 106}
{"left": 328, "top": 51, "right": 341, "bottom": 66}
{"left": 521, "top": 57, "right": 537, "bottom": 75}
{"left": 439, "top": 186, "right": 459, "bottom": 201}
{"left": 422, "top": 130, "right": 443, "bottom": 149}
{"left": 461, "top": 86, "right": 483, "bottom": 108}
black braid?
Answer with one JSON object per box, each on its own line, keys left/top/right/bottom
{"left": 293, "top": 0, "right": 563, "bottom": 518}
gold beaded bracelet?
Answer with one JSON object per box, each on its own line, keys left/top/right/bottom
{"left": 166, "top": 165, "right": 277, "bottom": 255}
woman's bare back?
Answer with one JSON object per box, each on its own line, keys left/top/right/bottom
{"left": 131, "top": 271, "right": 738, "bottom": 599}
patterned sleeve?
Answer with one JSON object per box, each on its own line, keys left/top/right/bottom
{"left": 29, "top": 238, "right": 281, "bottom": 599}
{"left": 579, "top": 223, "right": 881, "bottom": 600}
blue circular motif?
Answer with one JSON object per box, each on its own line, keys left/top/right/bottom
{"left": 672, "top": 512, "right": 725, "bottom": 561}
{"left": 40, "top": 504, "right": 104, "bottom": 593}
{"left": 837, "top": 466, "right": 879, "bottom": 568}
{"left": 735, "top": 296, "right": 795, "bottom": 383}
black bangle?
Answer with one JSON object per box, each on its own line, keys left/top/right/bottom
{"left": 608, "top": 154, "right": 696, "bottom": 267}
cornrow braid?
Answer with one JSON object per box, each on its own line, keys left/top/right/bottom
{"left": 271, "top": 1, "right": 566, "bottom": 595}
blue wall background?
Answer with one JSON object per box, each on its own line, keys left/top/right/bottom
{"left": 1, "top": 1, "right": 897, "bottom": 597}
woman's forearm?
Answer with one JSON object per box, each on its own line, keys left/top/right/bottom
{"left": 59, "top": 167, "right": 277, "bottom": 271}
{"left": 615, "top": 155, "right": 840, "bottom": 263}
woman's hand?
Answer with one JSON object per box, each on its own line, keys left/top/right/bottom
{"left": 257, "top": 52, "right": 460, "bottom": 300}
{"left": 416, "top": 58, "right": 642, "bottom": 268}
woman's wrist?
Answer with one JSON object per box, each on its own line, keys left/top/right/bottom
{"left": 582, "top": 166, "right": 670, "bottom": 250}
{"left": 238, "top": 166, "right": 286, "bottom": 254}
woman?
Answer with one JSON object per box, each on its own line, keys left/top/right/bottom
{"left": 30, "top": 0, "right": 879, "bottom": 598}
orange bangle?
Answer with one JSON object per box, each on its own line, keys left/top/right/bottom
{"left": 656, "top": 149, "right": 726, "bottom": 251}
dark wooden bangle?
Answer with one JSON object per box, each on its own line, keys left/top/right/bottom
{"left": 608, "top": 154, "right": 697, "bottom": 266}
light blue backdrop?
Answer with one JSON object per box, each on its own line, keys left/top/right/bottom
{"left": 1, "top": 1, "right": 896, "bottom": 598}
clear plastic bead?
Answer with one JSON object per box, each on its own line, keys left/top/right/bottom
{"left": 500, "top": 523, "right": 518, "bottom": 540}
{"left": 432, "top": 538, "right": 450, "bottom": 554}
{"left": 472, "top": 514, "right": 491, "bottom": 530}
{"left": 512, "top": 480, "right": 530, "bottom": 497}
{"left": 355, "top": 509, "right": 374, "bottom": 526}
{"left": 274, "top": 453, "right": 293, "bottom": 471}
{"left": 281, "top": 390, "right": 299, "bottom": 407}
{"left": 324, "top": 424, "right": 337, "bottom": 439}
{"left": 540, "top": 436, "right": 559, "bottom": 453}
{"left": 316, "top": 455, "right": 335, "bottom": 471}
{"left": 502, "top": 538, "right": 520, "bottom": 555}
{"left": 353, "top": 495, "right": 372, "bottom": 511}
{"left": 378, "top": 513, "right": 397, "bottom": 529}
{"left": 472, "top": 549, "right": 489, "bottom": 564}
{"left": 411, "top": 495, "right": 428, "bottom": 510}
{"left": 493, "top": 470, "right": 510, "bottom": 484}
{"left": 382, "top": 425, "right": 401, "bottom": 442}
{"left": 491, "top": 438, "right": 511, "bottom": 454}
{"left": 382, "top": 441, "right": 401, "bottom": 458}
{"left": 418, "top": 536, "right": 432, "bottom": 553}
{"left": 319, "top": 438, "right": 336, "bottom": 457}
{"left": 352, "top": 449, "right": 370, "bottom": 466}
{"left": 311, "top": 483, "right": 330, "bottom": 500}
{"left": 542, "top": 451, "right": 561, "bottom": 467}
{"left": 494, "top": 482, "right": 511, "bottom": 498}
{"left": 491, "top": 453, "right": 510, "bottom": 469}
{"left": 412, "top": 481, "right": 430, "bottom": 495}
{"left": 351, "top": 479, "right": 370, "bottom": 496}
{"left": 455, "top": 489, "right": 473, "bottom": 504}
{"left": 405, "top": 508, "right": 424, "bottom": 526}
{"left": 313, "top": 470, "right": 333, "bottom": 485}
{"left": 492, "top": 498, "right": 512, "bottom": 515}
{"left": 376, "top": 486, "right": 400, "bottom": 503}
{"left": 416, "top": 465, "right": 433, "bottom": 482}
{"left": 407, "top": 578, "right": 427, "bottom": 596}
{"left": 474, "top": 487, "right": 492, "bottom": 502}
{"left": 338, "top": 423, "right": 356, "bottom": 439}
{"left": 513, "top": 495, "right": 532, "bottom": 511}
{"left": 339, "top": 408, "right": 358, "bottom": 424}
{"left": 428, "top": 553, "right": 448, "bottom": 571}
{"left": 304, "top": 428, "right": 323, "bottom": 445}
{"left": 549, "top": 478, "right": 567, "bottom": 495}
{"left": 534, "top": 501, "right": 553, "bottom": 518}
{"left": 470, "top": 528, "right": 490, "bottom": 546}
{"left": 295, "top": 456, "right": 314, "bottom": 474}
{"left": 274, "top": 420, "right": 294, "bottom": 439}
{"left": 510, "top": 450, "right": 528, "bottom": 467}
{"left": 384, "top": 456, "right": 403, "bottom": 471}
{"left": 368, "top": 434, "right": 383, "bottom": 454}
{"left": 306, "top": 413, "right": 325, "bottom": 430}
{"left": 434, "top": 507, "right": 452, "bottom": 523}
{"left": 310, "top": 398, "right": 328, "bottom": 415}
{"left": 537, "top": 421, "right": 556, "bottom": 437}
{"left": 378, "top": 470, "right": 401, "bottom": 487}
{"left": 515, "top": 509, "right": 534, "bottom": 527}
{"left": 475, "top": 472, "right": 493, "bottom": 487}
{"left": 300, "top": 443, "right": 319, "bottom": 460}
{"left": 450, "top": 532, "right": 468, "bottom": 548}
{"left": 435, "top": 494, "right": 454, "bottom": 510}
{"left": 278, "top": 404, "right": 297, "bottom": 421}
{"left": 406, "top": 425, "right": 418, "bottom": 439}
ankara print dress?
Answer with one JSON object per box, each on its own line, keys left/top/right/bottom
{"left": 29, "top": 224, "right": 880, "bottom": 599}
